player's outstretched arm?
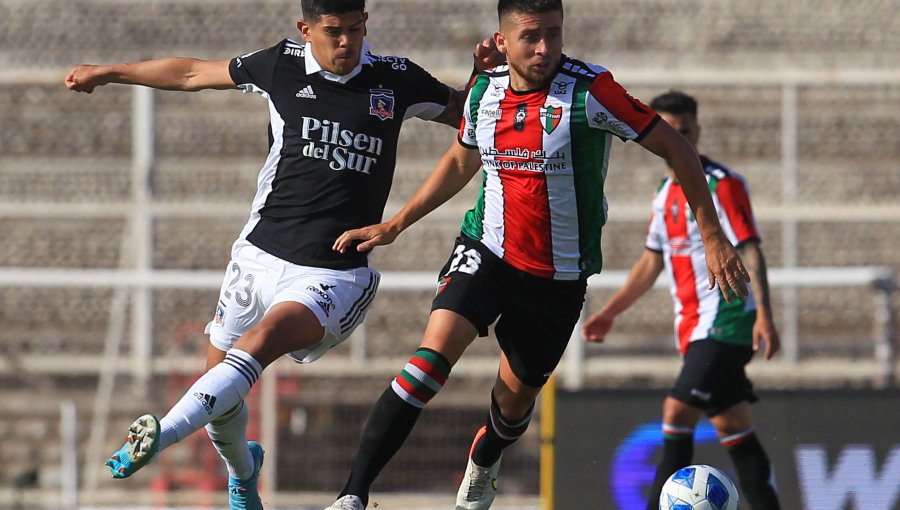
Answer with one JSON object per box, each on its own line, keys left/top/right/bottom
{"left": 65, "top": 58, "right": 235, "bottom": 94}
{"left": 333, "top": 142, "right": 482, "bottom": 254}
{"left": 638, "top": 121, "right": 749, "bottom": 303}
{"left": 583, "top": 249, "right": 664, "bottom": 342}
{"left": 739, "top": 240, "right": 780, "bottom": 359}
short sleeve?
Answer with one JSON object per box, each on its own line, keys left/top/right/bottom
{"left": 402, "top": 60, "right": 453, "bottom": 121}
{"left": 715, "top": 176, "right": 760, "bottom": 245}
{"left": 229, "top": 41, "right": 284, "bottom": 94}
{"left": 645, "top": 210, "right": 665, "bottom": 252}
{"left": 585, "top": 71, "right": 660, "bottom": 142}
{"left": 457, "top": 85, "right": 478, "bottom": 149}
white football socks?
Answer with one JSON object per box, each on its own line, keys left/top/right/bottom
{"left": 206, "top": 399, "right": 254, "bottom": 479}
{"left": 159, "top": 349, "right": 262, "bottom": 450}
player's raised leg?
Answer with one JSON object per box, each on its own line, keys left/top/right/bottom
{"left": 106, "top": 301, "right": 324, "bottom": 481}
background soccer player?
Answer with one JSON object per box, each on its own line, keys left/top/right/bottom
{"left": 582, "top": 90, "right": 782, "bottom": 510}
{"left": 65, "top": 1, "right": 501, "bottom": 508}
{"left": 326, "top": 2, "right": 750, "bottom": 509}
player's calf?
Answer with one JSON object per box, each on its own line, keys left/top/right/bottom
{"left": 337, "top": 348, "right": 453, "bottom": 505}
{"left": 723, "top": 429, "right": 781, "bottom": 510}
{"left": 456, "top": 394, "right": 534, "bottom": 509}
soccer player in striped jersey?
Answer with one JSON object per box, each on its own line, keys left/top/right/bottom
{"left": 325, "top": 2, "right": 752, "bottom": 509}
{"left": 582, "top": 90, "right": 782, "bottom": 510}
{"left": 65, "top": 1, "right": 502, "bottom": 509}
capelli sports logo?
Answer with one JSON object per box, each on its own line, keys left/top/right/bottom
{"left": 479, "top": 108, "right": 501, "bottom": 120}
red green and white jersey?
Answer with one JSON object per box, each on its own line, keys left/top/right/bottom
{"left": 458, "top": 57, "right": 659, "bottom": 280}
{"left": 645, "top": 156, "right": 760, "bottom": 354}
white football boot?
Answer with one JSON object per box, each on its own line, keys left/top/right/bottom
{"left": 455, "top": 437, "right": 502, "bottom": 510}
{"left": 324, "top": 495, "right": 365, "bottom": 510}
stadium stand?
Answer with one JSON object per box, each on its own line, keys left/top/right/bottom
{"left": 0, "top": 0, "right": 897, "bottom": 503}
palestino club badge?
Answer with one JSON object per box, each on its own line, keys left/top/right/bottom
{"left": 369, "top": 88, "right": 395, "bottom": 121}
{"left": 540, "top": 105, "right": 562, "bottom": 134}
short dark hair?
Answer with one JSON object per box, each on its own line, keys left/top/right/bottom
{"left": 498, "top": 0, "right": 563, "bottom": 23}
{"left": 650, "top": 90, "right": 698, "bottom": 116}
{"left": 302, "top": 0, "right": 366, "bottom": 21}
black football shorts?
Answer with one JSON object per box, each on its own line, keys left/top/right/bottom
{"left": 670, "top": 339, "right": 758, "bottom": 416}
{"left": 431, "top": 235, "right": 587, "bottom": 387}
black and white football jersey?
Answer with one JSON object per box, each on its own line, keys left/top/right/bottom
{"left": 228, "top": 39, "right": 451, "bottom": 269}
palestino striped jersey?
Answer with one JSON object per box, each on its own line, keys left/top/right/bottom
{"left": 645, "top": 156, "right": 760, "bottom": 354}
{"left": 458, "top": 57, "right": 659, "bottom": 280}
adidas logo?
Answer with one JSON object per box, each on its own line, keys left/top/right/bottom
{"left": 194, "top": 392, "right": 217, "bottom": 415}
{"left": 296, "top": 85, "right": 317, "bottom": 99}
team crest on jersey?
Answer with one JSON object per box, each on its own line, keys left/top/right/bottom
{"left": 514, "top": 103, "right": 528, "bottom": 132}
{"left": 369, "top": 89, "right": 395, "bottom": 121}
{"left": 540, "top": 105, "right": 562, "bottom": 134}
{"left": 214, "top": 304, "right": 225, "bottom": 326}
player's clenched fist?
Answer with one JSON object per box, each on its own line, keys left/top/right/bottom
{"left": 65, "top": 65, "right": 111, "bottom": 93}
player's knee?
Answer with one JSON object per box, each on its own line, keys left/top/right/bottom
{"left": 492, "top": 387, "right": 536, "bottom": 422}
{"left": 233, "top": 328, "right": 280, "bottom": 367}
{"left": 662, "top": 398, "right": 700, "bottom": 426}
{"left": 390, "top": 348, "right": 452, "bottom": 408}
{"left": 489, "top": 390, "right": 534, "bottom": 439}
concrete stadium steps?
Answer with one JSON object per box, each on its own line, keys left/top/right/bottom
{"left": 0, "top": 84, "right": 132, "bottom": 158}
{"left": 3, "top": 154, "right": 897, "bottom": 210}
{"left": 152, "top": 218, "right": 236, "bottom": 270}
{"left": 0, "top": 287, "right": 121, "bottom": 356}
{"left": 7, "top": 80, "right": 900, "bottom": 170}
{"left": 584, "top": 286, "right": 889, "bottom": 358}
{"left": 1, "top": 0, "right": 896, "bottom": 69}
{"left": 0, "top": 218, "right": 126, "bottom": 267}
{"left": 0, "top": 158, "right": 131, "bottom": 202}
{"left": 152, "top": 158, "right": 268, "bottom": 201}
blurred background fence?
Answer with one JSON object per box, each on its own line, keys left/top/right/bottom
{"left": 1, "top": 0, "right": 898, "bottom": 508}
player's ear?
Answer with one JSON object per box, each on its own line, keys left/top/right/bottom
{"left": 363, "top": 11, "right": 369, "bottom": 36}
{"left": 493, "top": 32, "right": 506, "bottom": 54}
{"left": 297, "top": 20, "right": 311, "bottom": 41}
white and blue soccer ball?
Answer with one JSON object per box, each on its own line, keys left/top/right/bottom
{"left": 659, "top": 464, "right": 740, "bottom": 510}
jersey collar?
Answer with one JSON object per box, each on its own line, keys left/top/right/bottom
{"left": 304, "top": 40, "right": 373, "bottom": 84}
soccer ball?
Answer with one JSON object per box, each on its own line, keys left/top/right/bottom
{"left": 659, "top": 464, "right": 740, "bottom": 510}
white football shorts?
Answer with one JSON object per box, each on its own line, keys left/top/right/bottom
{"left": 205, "top": 239, "right": 380, "bottom": 363}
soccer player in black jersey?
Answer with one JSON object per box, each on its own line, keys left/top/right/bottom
{"left": 65, "top": 1, "right": 501, "bottom": 509}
